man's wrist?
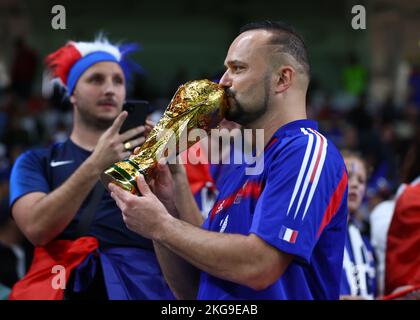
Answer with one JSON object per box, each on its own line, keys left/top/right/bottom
{"left": 83, "top": 156, "right": 103, "bottom": 178}
{"left": 154, "top": 212, "right": 177, "bottom": 243}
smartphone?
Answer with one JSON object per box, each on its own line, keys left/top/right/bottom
{"left": 120, "top": 100, "right": 150, "bottom": 134}
{"left": 120, "top": 100, "right": 151, "bottom": 151}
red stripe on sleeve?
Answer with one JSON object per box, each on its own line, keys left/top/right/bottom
{"left": 309, "top": 132, "right": 324, "bottom": 183}
{"left": 316, "top": 169, "right": 348, "bottom": 237}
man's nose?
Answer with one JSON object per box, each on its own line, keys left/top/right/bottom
{"left": 104, "top": 79, "right": 116, "bottom": 95}
{"left": 219, "top": 70, "right": 232, "bottom": 88}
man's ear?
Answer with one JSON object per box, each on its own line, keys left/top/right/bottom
{"left": 69, "top": 94, "right": 76, "bottom": 105}
{"left": 274, "top": 66, "right": 294, "bottom": 94}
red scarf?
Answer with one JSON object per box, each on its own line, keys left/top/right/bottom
{"left": 9, "top": 236, "right": 98, "bottom": 300}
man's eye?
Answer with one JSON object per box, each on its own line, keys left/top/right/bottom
{"left": 114, "top": 77, "right": 124, "bottom": 85}
{"left": 89, "top": 76, "right": 103, "bottom": 83}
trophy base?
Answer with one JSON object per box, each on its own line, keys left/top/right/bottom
{"left": 100, "top": 160, "right": 141, "bottom": 195}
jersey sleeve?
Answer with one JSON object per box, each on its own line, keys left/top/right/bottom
{"left": 249, "top": 133, "right": 348, "bottom": 264}
{"left": 9, "top": 151, "right": 51, "bottom": 208}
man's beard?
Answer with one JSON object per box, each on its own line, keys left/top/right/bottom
{"left": 224, "top": 80, "right": 270, "bottom": 126}
{"left": 78, "top": 106, "right": 116, "bottom": 131}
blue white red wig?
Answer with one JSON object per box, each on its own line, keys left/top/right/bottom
{"left": 45, "top": 35, "right": 142, "bottom": 96}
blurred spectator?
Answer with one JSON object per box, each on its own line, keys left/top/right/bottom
{"left": 0, "top": 148, "right": 31, "bottom": 300}
{"left": 370, "top": 197, "right": 396, "bottom": 297}
{"left": 384, "top": 134, "right": 420, "bottom": 299}
{"left": 0, "top": 219, "right": 29, "bottom": 299}
{"left": 370, "top": 126, "right": 420, "bottom": 298}
{"left": 10, "top": 38, "right": 38, "bottom": 99}
{"left": 340, "top": 150, "right": 376, "bottom": 300}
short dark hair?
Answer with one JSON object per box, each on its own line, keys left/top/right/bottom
{"left": 239, "top": 20, "right": 310, "bottom": 77}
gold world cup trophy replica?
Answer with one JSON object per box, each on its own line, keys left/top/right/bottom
{"left": 101, "top": 79, "right": 228, "bottom": 195}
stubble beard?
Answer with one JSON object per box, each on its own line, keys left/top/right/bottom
{"left": 77, "top": 105, "right": 117, "bottom": 131}
{"left": 225, "top": 76, "right": 271, "bottom": 126}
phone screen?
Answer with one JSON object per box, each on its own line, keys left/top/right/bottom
{"left": 120, "top": 100, "right": 150, "bottom": 134}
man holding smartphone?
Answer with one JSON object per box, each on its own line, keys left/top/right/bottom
{"left": 8, "top": 37, "right": 174, "bottom": 300}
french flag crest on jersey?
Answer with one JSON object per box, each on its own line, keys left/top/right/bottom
{"left": 279, "top": 225, "right": 299, "bottom": 243}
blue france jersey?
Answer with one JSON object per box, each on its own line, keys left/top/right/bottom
{"left": 10, "top": 139, "right": 153, "bottom": 249}
{"left": 340, "top": 222, "right": 377, "bottom": 299}
{"left": 197, "top": 120, "right": 348, "bottom": 300}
